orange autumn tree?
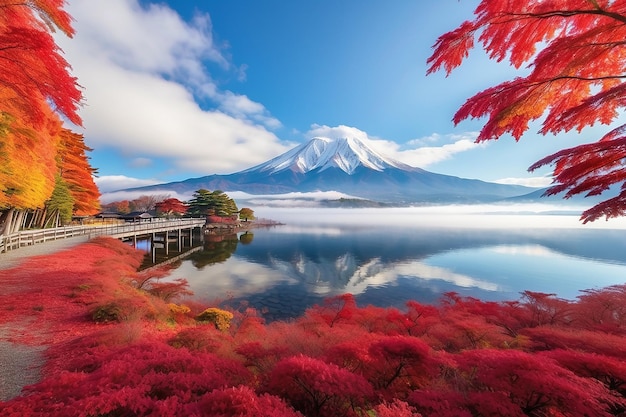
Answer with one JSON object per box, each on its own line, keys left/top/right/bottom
{"left": 55, "top": 128, "right": 100, "bottom": 217}
{"left": 0, "top": 105, "right": 59, "bottom": 232}
{"left": 0, "top": 0, "right": 98, "bottom": 234}
{"left": 28, "top": 120, "right": 101, "bottom": 228}
{"left": 427, "top": 0, "right": 626, "bottom": 223}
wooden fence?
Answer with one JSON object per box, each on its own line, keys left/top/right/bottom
{"left": 0, "top": 218, "right": 206, "bottom": 254}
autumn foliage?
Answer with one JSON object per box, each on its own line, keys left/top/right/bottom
{"left": 0, "top": 0, "right": 99, "bottom": 234}
{"left": 1, "top": 238, "right": 626, "bottom": 416}
{"left": 428, "top": 0, "right": 626, "bottom": 222}
{"left": 155, "top": 197, "right": 188, "bottom": 217}
{"left": 0, "top": 0, "right": 81, "bottom": 127}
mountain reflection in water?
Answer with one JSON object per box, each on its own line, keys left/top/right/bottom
{"left": 159, "top": 224, "right": 626, "bottom": 321}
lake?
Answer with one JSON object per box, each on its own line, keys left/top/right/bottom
{"left": 155, "top": 207, "right": 626, "bottom": 321}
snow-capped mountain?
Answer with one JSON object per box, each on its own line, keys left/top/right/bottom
{"left": 122, "top": 137, "right": 538, "bottom": 204}
{"left": 241, "top": 137, "right": 413, "bottom": 175}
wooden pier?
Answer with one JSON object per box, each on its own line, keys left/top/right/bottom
{"left": 0, "top": 218, "right": 206, "bottom": 254}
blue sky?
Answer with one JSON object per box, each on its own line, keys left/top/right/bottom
{"left": 55, "top": 0, "right": 604, "bottom": 193}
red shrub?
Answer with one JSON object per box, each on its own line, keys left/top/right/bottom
{"left": 366, "top": 336, "right": 433, "bottom": 394}
{"left": 236, "top": 342, "right": 289, "bottom": 376}
{"left": 169, "top": 326, "right": 229, "bottom": 353}
{"left": 519, "top": 290, "right": 574, "bottom": 327}
{"left": 575, "top": 284, "right": 626, "bottom": 334}
{"left": 373, "top": 399, "right": 422, "bottom": 417}
{"left": 522, "top": 326, "right": 626, "bottom": 359}
{"left": 542, "top": 349, "right": 626, "bottom": 396}
{"left": 144, "top": 278, "right": 193, "bottom": 302}
{"left": 8, "top": 342, "right": 253, "bottom": 415}
{"left": 266, "top": 355, "right": 374, "bottom": 417}
{"left": 184, "top": 386, "right": 303, "bottom": 417}
{"left": 455, "top": 348, "right": 618, "bottom": 416}
{"left": 408, "top": 390, "right": 472, "bottom": 417}
{"left": 402, "top": 300, "right": 440, "bottom": 336}
{"left": 304, "top": 293, "right": 356, "bottom": 328}
{"left": 324, "top": 340, "right": 371, "bottom": 373}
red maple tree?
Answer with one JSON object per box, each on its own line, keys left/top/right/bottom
{"left": 428, "top": 1, "right": 626, "bottom": 222}
{"left": 155, "top": 197, "right": 188, "bottom": 218}
{"left": 0, "top": 0, "right": 81, "bottom": 127}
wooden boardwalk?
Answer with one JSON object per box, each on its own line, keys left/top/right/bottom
{"left": 0, "top": 218, "right": 206, "bottom": 254}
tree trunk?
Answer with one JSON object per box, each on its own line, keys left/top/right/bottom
{"left": 0, "top": 208, "right": 13, "bottom": 236}
{"left": 35, "top": 208, "right": 46, "bottom": 229}
{"left": 44, "top": 209, "right": 59, "bottom": 228}
{"left": 13, "top": 210, "right": 25, "bottom": 233}
{"left": 25, "top": 210, "right": 35, "bottom": 229}
{"left": 4, "top": 209, "right": 14, "bottom": 235}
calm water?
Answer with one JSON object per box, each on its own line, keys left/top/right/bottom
{"left": 157, "top": 209, "right": 626, "bottom": 321}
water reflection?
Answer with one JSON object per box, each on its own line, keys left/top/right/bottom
{"left": 161, "top": 224, "right": 626, "bottom": 321}
{"left": 186, "top": 233, "right": 240, "bottom": 269}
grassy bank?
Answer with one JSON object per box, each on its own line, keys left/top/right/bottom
{"left": 0, "top": 237, "right": 625, "bottom": 416}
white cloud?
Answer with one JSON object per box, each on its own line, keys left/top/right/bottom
{"left": 217, "top": 91, "right": 282, "bottom": 129}
{"left": 57, "top": 0, "right": 291, "bottom": 175}
{"left": 307, "top": 124, "right": 375, "bottom": 142}
{"left": 306, "top": 125, "right": 486, "bottom": 168}
{"left": 396, "top": 137, "right": 486, "bottom": 168}
{"left": 95, "top": 175, "right": 162, "bottom": 193}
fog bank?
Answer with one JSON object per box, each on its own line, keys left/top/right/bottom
{"left": 252, "top": 205, "right": 626, "bottom": 230}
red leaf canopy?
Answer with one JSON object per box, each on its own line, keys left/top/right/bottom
{"left": 428, "top": 0, "right": 626, "bottom": 222}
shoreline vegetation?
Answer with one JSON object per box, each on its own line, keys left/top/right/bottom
{"left": 203, "top": 217, "right": 285, "bottom": 233}
{"left": 0, "top": 237, "right": 625, "bottom": 416}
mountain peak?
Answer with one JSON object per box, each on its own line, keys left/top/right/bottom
{"left": 242, "top": 136, "right": 413, "bottom": 175}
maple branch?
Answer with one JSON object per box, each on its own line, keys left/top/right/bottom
{"left": 497, "top": 8, "right": 626, "bottom": 25}
{"left": 546, "top": 74, "right": 626, "bottom": 83}
{"left": 0, "top": 3, "right": 31, "bottom": 8}
{"left": 481, "top": 74, "right": 626, "bottom": 99}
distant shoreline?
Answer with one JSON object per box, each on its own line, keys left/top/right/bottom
{"left": 203, "top": 218, "right": 284, "bottom": 233}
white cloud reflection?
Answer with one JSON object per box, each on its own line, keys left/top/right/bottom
{"left": 490, "top": 244, "right": 558, "bottom": 257}
{"left": 170, "top": 257, "right": 300, "bottom": 301}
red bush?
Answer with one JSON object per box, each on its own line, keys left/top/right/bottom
{"left": 266, "top": 355, "right": 374, "bottom": 417}
{"left": 7, "top": 342, "right": 253, "bottom": 415}
{"left": 184, "top": 386, "right": 303, "bottom": 417}
{"left": 366, "top": 336, "right": 434, "bottom": 396}
{"left": 373, "top": 399, "right": 421, "bottom": 417}
{"left": 454, "top": 349, "right": 619, "bottom": 416}
{"left": 304, "top": 293, "right": 356, "bottom": 327}
{"left": 542, "top": 349, "right": 626, "bottom": 396}
{"left": 169, "top": 326, "right": 229, "bottom": 353}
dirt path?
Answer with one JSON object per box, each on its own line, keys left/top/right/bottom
{"left": 0, "top": 235, "right": 91, "bottom": 271}
{"left": 0, "top": 236, "right": 92, "bottom": 401}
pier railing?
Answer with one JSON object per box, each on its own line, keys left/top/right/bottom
{"left": 0, "top": 218, "right": 206, "bottom": 254}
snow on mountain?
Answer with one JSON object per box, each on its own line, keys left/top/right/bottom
{"left": 242, "top": 137, "right": 413, "bottom": 175}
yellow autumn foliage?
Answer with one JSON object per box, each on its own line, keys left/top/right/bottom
{"left": 195, "top": 307, "right": 234, "bottom": 331}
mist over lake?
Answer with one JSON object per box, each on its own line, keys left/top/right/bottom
{"left": 157, "top": 207, "right": 626, "bottom": 321}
